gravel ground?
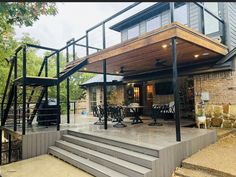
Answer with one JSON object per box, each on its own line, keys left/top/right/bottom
{"left": 173, "top": 131, "right": 236, "bottom": 176}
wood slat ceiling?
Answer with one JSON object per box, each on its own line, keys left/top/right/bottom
{"left": 73, "top": 22, "right": 228, "bottom": 76}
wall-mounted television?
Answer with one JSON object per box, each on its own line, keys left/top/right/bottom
{"left": 155, "top": 81, "right": 173, "bottom": 95}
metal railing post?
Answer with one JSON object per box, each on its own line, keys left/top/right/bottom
{"left": 45, "top": 57, "right": 48, "bottom": 104}
{"left": 86, "top": 32, "right": 89, "bottom": 56}
{"left": 8, "top": 133, "right": 12, "bottom": 163}
{"left": 22, "top": 46, "right": 26, "bottom": 135}
{"left": 14, "top": 54, "right": 17, "bottom": 131}
{"left": 56, "top": 51, "right": 60, "bottom": 131}
{"left": 66, "top": 42, "right": 70, "bottom": 124}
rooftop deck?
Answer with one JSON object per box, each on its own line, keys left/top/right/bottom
{"left": 67, "top": 22, "right": 228, "bottom": 76}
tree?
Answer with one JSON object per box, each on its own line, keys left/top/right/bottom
{"left": 0, "top": 2, "right": 57, "bottom": 55}
{"left": 0, "top": 2, "right": 57, "bottom": 100}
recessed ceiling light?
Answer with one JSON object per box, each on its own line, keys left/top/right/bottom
{"left": 83, "top": 67, "right": 87, "bottom": 71}
{"left": 162, "top": 44, "right": 168, "bottom": 49}
{"left": 194, "top": 54, "right": 199, "bottom": 58}
{"left": 202, "top": 52, "right": 209, "bottom": 56}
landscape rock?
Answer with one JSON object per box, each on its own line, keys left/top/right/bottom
{"left": 211, "top": 118, "right": 223, "bottom": 127}
{"left": 222, "top": 120, "right": 232, "bottom": 128}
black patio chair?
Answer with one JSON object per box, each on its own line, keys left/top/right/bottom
{"left": 94, "top": 105, "right": 104, "bottom": 125}
{"left": 113, "top": 106, "right": 126, "bottom": 128}
{"left": 148, "top": 104, "right": 163, "bottom": 126}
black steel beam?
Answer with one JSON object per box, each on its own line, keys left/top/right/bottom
{"left": 59, "top": 59, "right": 88, "bottom": 83}
{"left": 45, "top": 57, "right": 48, "bottom": 104}
{"left": 1, "top": 56, "right": 15, "bottom": 126}
{"left": 22, "top": 47, "right": 26, "bottom": 135}
{"left": 26, "top": 43, "right": 58, "bottom": 51}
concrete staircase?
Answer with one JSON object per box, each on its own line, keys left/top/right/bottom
{"left": 174, "top": 161, "right": 224, "bottom": 177}
{"left": 49, "top": 130, "right": 159, "bottom": 177}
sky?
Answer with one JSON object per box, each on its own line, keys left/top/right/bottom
{"left": 14, "top": 2, "right": 132, "bottom": 49}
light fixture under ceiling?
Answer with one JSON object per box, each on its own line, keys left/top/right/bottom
{"left": 162, "top": 44, "right": 168, "bottom": 49}
{"left": 194, "top": 54, "right": 199, "bottom": 58}
{"left": 202, "top": 52, "right": 209, "bottom": 56}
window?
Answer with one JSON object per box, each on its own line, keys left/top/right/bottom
{"left": 127, "top": 25, "right": 139, "bottom": 39}
{"left": 174, "top": 4, "right": 188, "bottom": 25}
{"left": 107, "top": 85, "right": 118, "bottom": 104}
{"left": 146, "top": 16, "right": 161, "bottom": 32}
{"left": 204, "top": 2, "right": 220, "bottom": 35}
{"left": 89, "top": 87, "right": 96, "bottom": 111}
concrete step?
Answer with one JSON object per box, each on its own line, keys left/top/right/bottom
{"left": 182, "top": 162, "right": 230, "bottom": 177}
{"left": 49, "top": 146, "right": 128, "bottom": 177}
{"left": 55, "top": 140, "right": 152, "bottom": 177}
{"left": 68, "top": 130, "right": 159, "bottom": 157}
{"left": 62, "top": 134, "right": 158, "bottom": 169}
{"left": 175, "top": 167, "right": 218, "bottom": 177}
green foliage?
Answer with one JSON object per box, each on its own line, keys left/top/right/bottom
{"left": 0, "top": 2, "right": 95, "bottom": 114}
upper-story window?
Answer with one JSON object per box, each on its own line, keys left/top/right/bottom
{"left": 146, "top": 16, "right": 161, "bottom": 32}
{"left": 127, "top": 25, "right": 139, "bottom": 39}
{"left": 204, "top": 2, "right": 220, "bottom": 35}
{"left": 174, "top": 4, "right": 188, "bottom": 25}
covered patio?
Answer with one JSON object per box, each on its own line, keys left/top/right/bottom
{"left": 66, "top": 13, "right": 227, "bottom": 142}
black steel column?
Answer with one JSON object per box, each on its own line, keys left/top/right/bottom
{"left": 201, "top": 5, "right": 205, "bottom": 34}
{"left": 22, "top": 46, "right": 26, "bottom": 135}
{"left": 171, "top": 38, "right": 181, "bottom": 142}
{"left": 45, "top": 57, "right": 48, "bottom": 104}
{"left": 14, "top": 55, "right": 17, "bottom": 131}
{"left": 102, "top": 22, "right": 108, "bottom": 129}
{"left": 66, "top": 43, "right": 70, "bottom": 124}
{"left": 170, "top": 2, "right": 181, "bottom": 142}
{"left": 8, "top": 134, "right": 11, "bottom": 163}
{"left": 0, "top": 129, "right": 2, "bottom": 165}
{"left": 56, "top": 52, "right": 60, "bottom": 131}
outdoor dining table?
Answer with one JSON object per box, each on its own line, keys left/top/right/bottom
{"left": 122, "top": 105, "right": 145, "bottom": 124}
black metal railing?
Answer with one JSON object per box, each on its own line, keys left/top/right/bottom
{"left": 1, "top": 2, "right": 226, "bottom": 134}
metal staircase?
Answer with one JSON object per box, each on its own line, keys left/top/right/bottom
{"left": 0, "top": 41, "right": 88, "bottom": 135}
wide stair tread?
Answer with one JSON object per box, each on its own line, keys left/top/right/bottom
{"left": 63, "top": 134, "right": 157, "bottom": 168}
{"left": 55, "top": 140, "right": 152, "bottom": 177}
{"left": 49, "top": 146, "right": 128, "bottom": 177}
{"left": 175, "top": 167, "right": 218, "bottom": 177}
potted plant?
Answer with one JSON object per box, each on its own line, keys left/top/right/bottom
{"left": 195, "top": 107, "right": 207, "bottom": 128}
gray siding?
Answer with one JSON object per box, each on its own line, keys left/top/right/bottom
{"left": 225, "top": 3, "right": 236, "bottom": 50}
{"left": 140, "top": 21, "right": 146, "bottom": 35}
{"left": 189, "top": 3, "right": 201, "bottom": 32}
{"left": 121, "top": 29, "right": 128, "bottom": 42}
{"left": 161, "top": 10, "right": 170, "bottom": 26}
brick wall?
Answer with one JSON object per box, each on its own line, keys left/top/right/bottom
{"left": 194, "top": 70, "right": 236, "bottom": 128}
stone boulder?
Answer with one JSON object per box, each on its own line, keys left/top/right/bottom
{"left": 229, "top": 114, "right": 236, "bottom": 120}
{"left": 222, "top": 120, "right": 232, "bottom": 128}
{"left": 233, "top": 122, "right": 236, "bottom": 128}
{"left": 206, "top": 118, "right": 211, "bottom": 128}
{"left": 211, "top": 118, "right": 223, "bottom": 127}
